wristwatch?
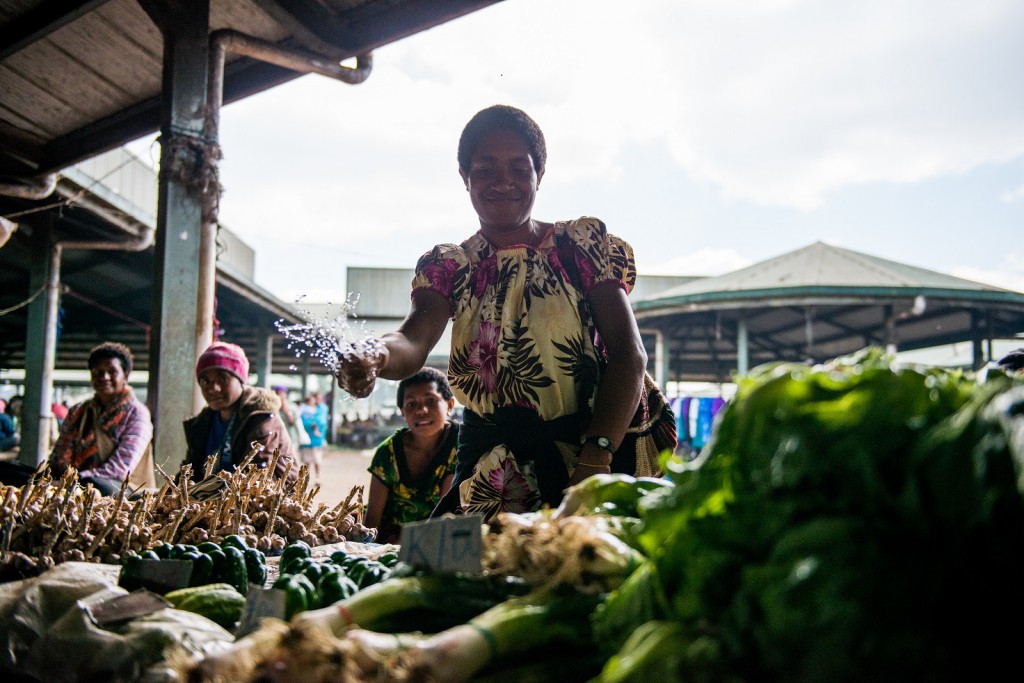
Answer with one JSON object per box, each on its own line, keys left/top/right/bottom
{"left": 584, "top": 435, "right": 614, "bottom": 452}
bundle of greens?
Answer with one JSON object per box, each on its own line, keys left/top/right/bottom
{"left": 594, "top": 347, "right": 1024, "bottom": 682}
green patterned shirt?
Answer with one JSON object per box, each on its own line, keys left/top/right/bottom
{"left": 368, "top": 421, "right": 459, "bottom": 534}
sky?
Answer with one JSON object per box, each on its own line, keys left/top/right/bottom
{"left": 132, "top": 0, "right": 1024, "bottom": 308}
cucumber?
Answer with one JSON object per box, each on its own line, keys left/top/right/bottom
{"left": 222, "top": 546, "right": 249, "bottom": 594}
{"left": 165, "top": 583, "right": 245, "bottom": 629}
{"left": 206, "top": 548, "right": 227, "bottom": 582}
{"left": 221, "top": 534, "right": 249, "bottom": 551}
{"left": 164, "top": 583, "right": 238, "bottom": 603}
{"left": 189, "top": 553, "right": 215, "bottom": 587}
{"left": 244, "top": 547, "right": 268, "bottom": 587}
{"left": 197, "top": 541, "right": 222, "bottom": 555}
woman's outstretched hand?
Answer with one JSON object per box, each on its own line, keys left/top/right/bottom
{"left": 335, "top": 343, "right": 388, "bottom": 398}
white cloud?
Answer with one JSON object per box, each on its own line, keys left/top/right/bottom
{"left": 1001, "top": 182, "right": 1024, "bottom": 203}
{"left": 218, "top": 0, "right": 1024, "bottom": 224}
{"left": 640, "top": 247, "right": 752, "bottom": 277}
{"left": 951, "top": 252, "right": 1024, "bottom": 293}
{"left": 197, "top": 0, "right": 1023, "bottom": 300}
{"left": 650, "top": 0, "right": 1024, "bottom": 209}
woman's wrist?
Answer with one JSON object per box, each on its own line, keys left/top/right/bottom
{"left": 575, "top": 460, "right": 610, "bottom": 470}
{"left": 577, "top": 442, "right": 612, "bottom": 468}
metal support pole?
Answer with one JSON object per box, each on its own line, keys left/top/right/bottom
{"left": 257, "top": 328, "right": 273, "bottom": 388}
{"left": 19, "top": 220, "right": 60, "bottom": 467}
{"left": 971, "top": 311, "right": 984, "bottom": 370}
{"left": 736, "top": 318, "right": 749, "bottom": 376}
{"left": 884, "top": 304, "right": 897, "bottom": 355}
{"left": 653, "top": 329, "right": 667, "bottom": 390}
{"left": 986, "top": 311, "right": 993, "bottom": 363}
{"left": 146, "top": 0, "right": 212, "bottom": 471}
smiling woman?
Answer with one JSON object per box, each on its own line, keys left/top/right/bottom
{"left": 47, "top": 341, "right": 153, "bottom": 495}
{"left": 334, "top": 104, "right": 676, "bottom": 520}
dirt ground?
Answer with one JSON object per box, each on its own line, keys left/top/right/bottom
{"left": 307, "top": 444, "right": 376, "bottom": 509}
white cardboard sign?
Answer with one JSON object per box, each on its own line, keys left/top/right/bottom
{"left": 398, "top": 514, "right": 484, "bottom": 574}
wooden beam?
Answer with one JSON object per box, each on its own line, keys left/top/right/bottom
{"left": 0, "top": 0, "right": 111, "bottom": 61}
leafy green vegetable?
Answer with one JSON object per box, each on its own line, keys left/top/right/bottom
{"left": 594, "top": 347, "right": 1024, "bottom": 682}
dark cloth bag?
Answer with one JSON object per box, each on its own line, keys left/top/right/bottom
{"left": 618, "top": 372, "right": 677, "bottom": 477}
{"left": 0, "top": 461, "right": 36, "bottom": 487}
{"left": 432, "top": 407, "right": 583, "bottom": 517}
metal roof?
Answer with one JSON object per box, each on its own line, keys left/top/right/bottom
{"left": 639, "top": 241, "right": 1020, "bottom": 301}
{"left": 0, "top": 0, "right": 505, "bottom": 179}
{"left": 634, "top": 242, "right": 1024, "bottom": 382}
{"left": 0, "top": 0, "right": 509, "bottom": 376}
{"left": 1, "top": 145, "right": 332, "bottom": 376}
{"left": 0, "top": 0, "right": 509, "bottom": 465}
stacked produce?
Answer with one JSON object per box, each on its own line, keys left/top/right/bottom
{"left": 0, "top": 448, "right": 373, "bottom": 581}
{"left": 174, "top": 502, "right": 648, "bottom": 682}
{"left": 173, "top": 348, "right": 1024, "bottom": 683}
{"left": 6, "top": 347, "right": 1021, "bottom": 682}
{"left": 121, "top": 534, "right": 268, "bottom": 593}
{"left": 271, "top": 540, "right": 398, "bottom": 618}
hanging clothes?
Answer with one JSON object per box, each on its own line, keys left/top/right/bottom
{"left": 671, "top": 397, "right": 690, "bottom": 447}
{"left": 674, "top": 396, "right": 729, "bottom": 450}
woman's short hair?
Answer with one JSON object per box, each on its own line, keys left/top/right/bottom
{"left": 397, "top": 367, "right": 453, "bottom": 406}
{"left": 457, "top": 104, "right": 546, "bottom": 175}
{"left": 88, "top": 341, "right": 134, "bottom": 375}
{"left": 996, "top": 348, "right": 1024, "bottom": 372}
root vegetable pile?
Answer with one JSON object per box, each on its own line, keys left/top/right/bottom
{"left": 0, "top": 448, "right": 373, "bottom": 581}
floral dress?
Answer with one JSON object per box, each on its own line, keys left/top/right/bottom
{"left": 368, "top": 422, "right": 459, "bottom": 541}
{"left": 412, "top": 216, "right": 636, "bottom": 519}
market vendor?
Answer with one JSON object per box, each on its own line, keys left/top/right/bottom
{"left": 334, "top": 104, "right": 676, "bottom": 521}
{"left": 183, "top": 341, "right": 298, "bottom": 483}
{"left": 48, "top": 341, "right": 154, "bottom": 495}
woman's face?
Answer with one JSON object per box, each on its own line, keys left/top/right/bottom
{"left": 401, "top": 381, "right": 453, "bottom": 439}
{"left": 198, "top": 369, "right": 244, "bottom": 416}
{"left": 90, "top": 357, "right": 128, "bottom": 405}
{"left": 460, "top": 129, "right": 543, "bottom": 238}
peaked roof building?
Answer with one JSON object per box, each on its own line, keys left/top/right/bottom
{"left": 633, "top": 242, "right": 1024, "bottom": 383}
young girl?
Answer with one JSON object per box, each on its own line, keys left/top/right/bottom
{"left": 183, "top": 341, "right": 297, "bottom": 483}
{"left": 364, "top": 367, "right": 458, "bottom": 544}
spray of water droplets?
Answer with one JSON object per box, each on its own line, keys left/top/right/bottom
{"left": 274, "top": 292, "right": 385, "bottom": 377}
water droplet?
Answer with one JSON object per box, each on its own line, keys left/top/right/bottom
{"left": 274, "top": 292, "right": 382, "bottom": 377}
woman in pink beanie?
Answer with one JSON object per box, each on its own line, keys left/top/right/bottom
{"left": 183, "top": 341, "right": 297, "bottom": 483}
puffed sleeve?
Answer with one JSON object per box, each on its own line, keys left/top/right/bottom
{"left": 563, "top": 217, "right": 637, "bottom": 296}
{"left": 411, "top": 243, "right": 471, "bottom": 316}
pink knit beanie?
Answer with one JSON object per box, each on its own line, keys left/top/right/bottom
{"left": 195, "top": 341, "right": 249, "bottom": 383}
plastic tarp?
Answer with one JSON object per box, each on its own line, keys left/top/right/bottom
{"left": 0, "top": 562, "right": 235, "bottom": 682}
